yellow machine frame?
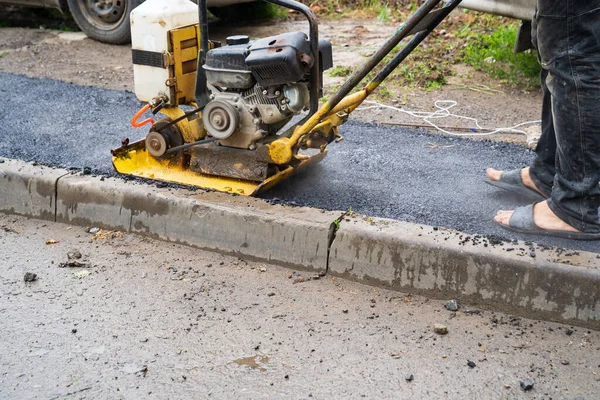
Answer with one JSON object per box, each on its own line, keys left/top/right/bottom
{"left": 113, "top": 0, "right": 461, "bottom": 196}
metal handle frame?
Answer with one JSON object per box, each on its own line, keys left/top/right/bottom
{"left": 194, "top": 0, "right": 211, "bottom": 108}
{"left": 267, "top": 0, "right": 463, "bottom": 164}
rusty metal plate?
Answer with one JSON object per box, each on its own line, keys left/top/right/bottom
{"left": 190, "top": 144, "right": 269, "bottom": 182}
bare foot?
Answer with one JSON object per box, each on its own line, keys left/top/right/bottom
{"left": 486, "top": 167, "right": 545, "bottom": 197}
{"left": 494, "top": 201, "right": 580, "bottom": 232}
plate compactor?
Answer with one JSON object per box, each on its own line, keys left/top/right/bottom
{"left": 112, "top": 0, "right": 462, "bottom": 195}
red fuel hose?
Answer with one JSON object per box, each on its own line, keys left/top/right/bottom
{"left": 131, "top": 104, "right": 155, "bottom": 128}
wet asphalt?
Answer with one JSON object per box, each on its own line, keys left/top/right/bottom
{"left": 0, "top": 72, "right": 598, "bottom": 253}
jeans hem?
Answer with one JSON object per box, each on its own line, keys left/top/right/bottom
{"left": 528, "top": 166, "right": 552, "bottom": 198}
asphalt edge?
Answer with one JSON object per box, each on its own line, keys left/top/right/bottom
{"left": 1, "top": 159, "right": 598, "bottom": 329}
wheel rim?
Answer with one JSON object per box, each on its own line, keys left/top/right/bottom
{"left": 75, "top": 0, "right": 127, "bottom": 31}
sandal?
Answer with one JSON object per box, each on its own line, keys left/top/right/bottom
{"left": 484, "top": 169, "right": 547, "bottom": 201}
{"left": 494, "top": 203, "right": 600, "bottom": 240}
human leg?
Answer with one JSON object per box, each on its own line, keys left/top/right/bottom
{"left": 493, "top": 0, "right": 600, "bottom": 237}
{"left": 536, "top": 0, "right": 600, "bottom": 232}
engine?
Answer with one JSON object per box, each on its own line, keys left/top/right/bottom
{"left": 202, "top": 32, "right": 333, "bottom": 150}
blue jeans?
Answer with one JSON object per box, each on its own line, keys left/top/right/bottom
{"left": 529, "top": 0, "right": 600, "bottom": 232}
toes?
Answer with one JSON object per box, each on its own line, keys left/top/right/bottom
{"left": 486, "top": 168, "right": 502, "bottom": 181}
{"left": 494, "top": 210, "right": 514, "bottom": 225}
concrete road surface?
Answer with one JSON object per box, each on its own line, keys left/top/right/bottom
{"left": 1, "top": 214, "right": 599, "bottom": 399}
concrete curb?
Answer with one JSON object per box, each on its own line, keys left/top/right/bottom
{"left": 0, "top": 159, "right": 67, "bottom": 221}
{"left": 329, "top": 216, "right": 600, "bottom": 329}
{"left": 1, "top": 159, "right": 599, "bottom": 329}
{"left": 55, "top": 174, "right": 337, "bottom": 273}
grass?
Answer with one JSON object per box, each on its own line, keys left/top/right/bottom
{"left": 317, "top": 0, "right": 420, "bottom": 19}
{"left": 425, "top": 80, "right": 444, "bottom": 90}
{"left": 394, "top": 59, "right": 449, "bottom": 88}
{"left": 460, "top": 21, "right": 540, "bottom": 88}
{"left": 329, "top": 66, "right": 354, "bottom": 77}
{"left": 377, "top": 5, "right": 391, "bottom": 22}
{"left": 251, "top": 2, "right": 289, "bottom": 19}
{"left": 322, "top": 3, "right": 541, "bottom": 92}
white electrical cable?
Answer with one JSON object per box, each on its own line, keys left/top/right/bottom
{"left": 356, "top": 100, "right": 541, "bottom": 137}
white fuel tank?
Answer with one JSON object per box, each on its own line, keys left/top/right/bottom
{"left": 130, "top": 0, "right": 199, "bottom": 103}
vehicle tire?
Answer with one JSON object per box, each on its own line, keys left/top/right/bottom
{"left": 67, "top": 0, "right": 144, "bottom": 45}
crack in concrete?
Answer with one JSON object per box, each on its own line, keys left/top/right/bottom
{"left": 53, "top": 173, "right": 69, "bottom": 223}
{"left": 325, "top": 208, "right": 353, "bottom": 275}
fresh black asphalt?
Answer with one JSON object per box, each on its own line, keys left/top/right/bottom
{"left": 1, "top": 73, "right": 598, "bottom": 253}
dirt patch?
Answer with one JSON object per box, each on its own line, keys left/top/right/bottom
{"left": 1, "top": 213, "right": 599, "bottom": 398}
{"left": 0, "top": 28, "right": 132, "bottom": 90}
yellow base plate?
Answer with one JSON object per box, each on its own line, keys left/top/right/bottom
{"left": 111, "top": 141, "right": 327, "bottom": 196}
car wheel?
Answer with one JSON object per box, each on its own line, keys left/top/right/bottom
{"left": 67, "top": 0, "right": 144, "bottom": 45}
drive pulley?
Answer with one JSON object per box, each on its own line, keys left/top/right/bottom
{"left": 144, "top": 120, "right": 183, "bottom": 158}
{"left": 203, "top": 100, "right": 239, "bottom": 140}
